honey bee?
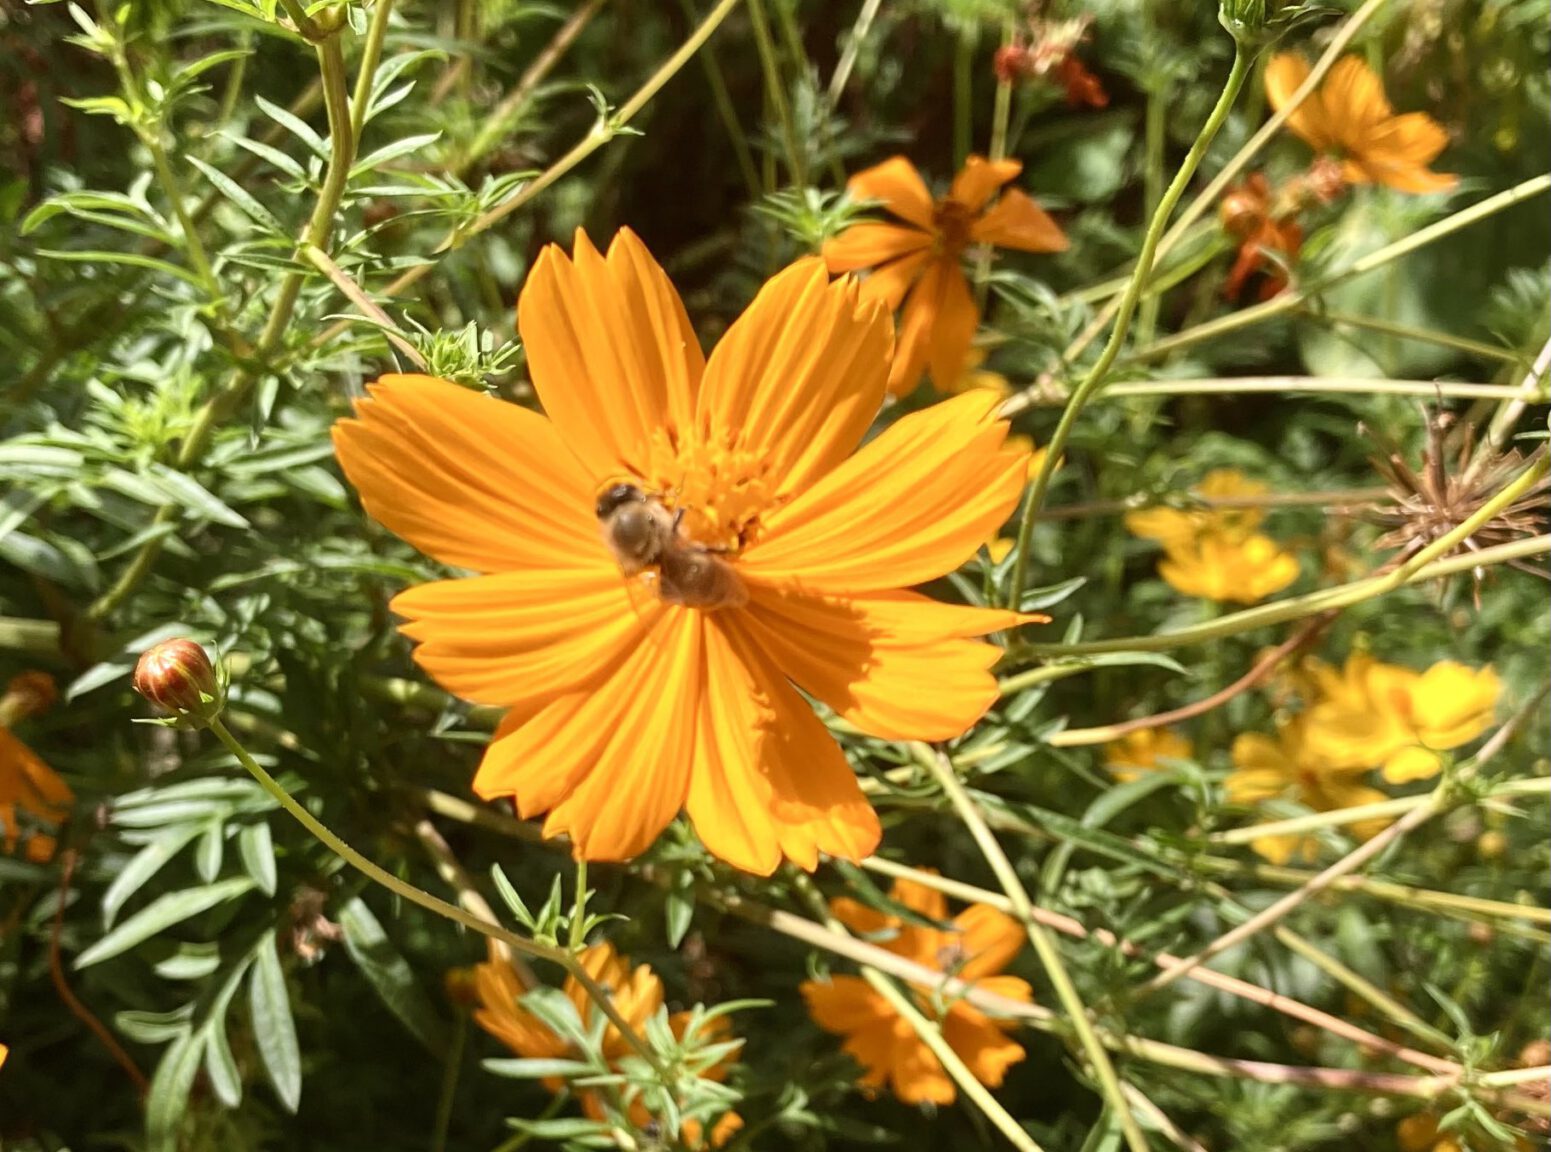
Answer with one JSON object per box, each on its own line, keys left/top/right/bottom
{"left": 595, "top": 483, "right": 748, "bottom": 611}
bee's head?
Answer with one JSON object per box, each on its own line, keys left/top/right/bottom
{"left": 595, "top": 483, "right": 645, "bottom": 520}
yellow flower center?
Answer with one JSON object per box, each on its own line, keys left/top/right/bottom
{"left": 932, "top": 199, "right": 975, "bottom": 257}
{"left": 645, "top": 426, "right": 777, "bottom": 553}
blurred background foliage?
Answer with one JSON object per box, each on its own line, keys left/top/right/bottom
{"left": 1, "top": 0, "right": 1548, "bottom": 1150}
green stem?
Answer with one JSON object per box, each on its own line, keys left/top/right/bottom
{"left": 430, "top": 1015, "right": 466, "bottom": 1152}
{"left": 953, "top": 27, "right": 974, "bottom": 171}
{"left": 747, "top": 0, "right": 805, "bottom": 187}
{"left": 1006, "top": 46, "right": 1251, "bottom": 610}
{"left": 349, "top": 0, "right": 395, "bottom": 143}
{"left": 205, "top": 717, "right": 665, "bottom": 1075}
{"left": 679, "top": 0, "right": 762, "bottom": 201}
{"left": 570, "top": 859, "right": 589, "bottom": 952}
{"left": 826, "top": 0, "right": 883, "bottom": 107}
{"left": 1009, "top": 518, "right": 1549, "bottom": 661}
{"left": 919, "top": 748, "right": 1152, "bottom": 1152}
{"left": 87, "top": 32, "right": 362, "bottom": 622}
{"left": 1304, "top": 307, "right": 1528, "bottom": 366}
{"left": 1136, "top": 82, "right": 1168, "bottom": 344}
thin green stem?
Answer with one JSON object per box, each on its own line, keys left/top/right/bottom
{"left": 1136, "top": 83, "right": 1168, "bottom": 344}
{"left": 1309, "top": 307, "right": 1528, "bottom": 367}
{"left": 570, "top": 859, "right": 589, "bottom": 952}
{"left": 919, "top": 748, "right": 1151, "bottom": 1152}
{"left": 205, "top": 717, "right": 664, "bottom": 1075}
{"left": 1006, "top": 46, "right": 1251, "bottom": 610}
{"left": 430, "top": 1015, "right": 466, "bottom": 1152}
{"left": 1009, "top": 523, "right": 1549, "bottom": 661}
{"left": 679, "top": 0, "right": 762, "bottom": 201}
{"left": 953, "top": 28, "right": 974, "bottom": 171}
{"left": 349, "top": 0, "right": 395, "bottom": 143}
{"left": 747, "top": 0, "right": 805, "bottom": 187}
{"left": 827, "top": 0, "right": 882, "bottom": 106}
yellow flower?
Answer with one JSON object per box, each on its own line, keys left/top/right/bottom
{"left": 1265, "top": 54, "right": 1456, "bottom": 194}
{"left": 1006, "top": 435, "right": 1052, "bottom": 481}
{"left": 985, "top": 537, "right": 1016, "bottom": 564}
{"left": 1396, "top": 1113, "right": 1464, "bottom": 1152}
{"left": 0, "top": 726, "right": 74, "bottom": 863}
{"left": 1123, "top": 468, "right": 1269, "bottom": 549}
{"left": 1103, "top": 728, "right": 1194, "bottom": 782}
{"left": 948, "top": 347, "right": 1011, "bottom": 397}
{"left": 474, "top": 942, "right": 741, "bottom": 1148}
{"left": 1156, "top": 532, "right": 1299, "bottom": 604}
{"left": 1302, "top": 654, "right": 1501, "bottom": 782}
{"left": 823, "top": 155, "right": 1067, "bottom": 394}
{"left": 1226, "top": 721, "right": 1389, "bottom": 864}
{"left": 801, "top": 875, "right": 1032, "bottom": 1105}
{"left": 333, "top": 230, "right": 1033, "bottom": 874}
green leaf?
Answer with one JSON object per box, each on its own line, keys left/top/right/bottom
{"left": 145, "top": 1030, "right": 202, "bottom": 1152}
{"left": 195, "top": 821, "right": 226, "bottom": 883}
{"left": 34, "top": 248, "right": 206, "bottom": 288}
{"left": 238, "top": 821, "right": 277, "bottom": 895}
{"left": 664, "top": 877, "right": 695, "bottom": 950}
{"left": 482, "top": 1057, "right": 598, "bottom": 1080}
{"left": 338, "top": 896, "right": 450, "bottom": 1056}
{"left": 187, "top": 155, "right": 284, "bottom": 233}
{"left": 350, "top": 132, "right": 442, "bottom": 179}
{"left": 249, "top": 931, "right": 302, "bottom": 1113}
{"left": 76, "top": 878, "right": 257, "bottom": 968}
{"left": 103, "top": 823, "right": 205, "bottom": 928}
{"left": 255, "top": 94, "right": 327, "bottom": 157}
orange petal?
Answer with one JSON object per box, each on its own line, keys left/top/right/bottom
{"left": 848, "top": 156, "right": 936, "bottom": 229}
{"left": 696, "top": 259, "right": 892, "bottom": 499}
{"left": 886, "top": 260, "right": 944, "bottom": 394}
{"left": 886, "top": 875, "right": 950, "bottom": 924}
{"left": 1319, "top": 55, "right": 1392, "bottom": 138}
{"left": 1264, "top": 53, "right": 1334, "bottom": 153}
{"left": 970, "top": 188, "right": 1069, "bottom": 253}
{"left": 741, "top": 390, "right": 1027, "bottom": 594}
{"left": 1356, "top": 113, "right": 1456, "bottom": 192}
{"left": 948, "top": 155, "right": 1022, "bottom": 213}
{"left": 822, "top": 222, "right": 932, "bottom": 273}
{"left": 830, "top": 895, "right": 894, "bottom": 938}
{"left": 925, "top": 260, "right": 979, "bottom": 390}
{"left": 332, "top": 374, "right": 598, "bottom": 573}
{"left": 858, "top": 249, "right": 933, "bottom": 312}
{"left": 953, "top": 904, "right": 1025, "bottom": 981}
{"left": 801, "top": 975, "right": 892, "bottom": 1034}
{"left": 472, "top": 609, "right": 697, "bottom": 862}
{"left": 685, "top": 619, "right": 881, "bottom": 875}
{"left": 890, "top": 1034, "right": 957, "bottom": 1105}
{"left": 942, "top": 1005, "right": 1027, "bottom": 1087}
{"left": 737, "top": 588, "right": 1011, "bottom": 741}
{"left": 391, "top": 567, "right": 646, "bottom": 707}
{"left": 517, "top": 228, "right": 704, "bottom": 482}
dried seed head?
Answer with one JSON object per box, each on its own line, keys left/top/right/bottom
{"left": 134, "top": 638, "right": 224, "bottom": 726}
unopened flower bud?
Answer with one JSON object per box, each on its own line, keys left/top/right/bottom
{"left": 1218, "top": 0, "right": 1267, "bottom": 45}
{"left": 134, "top": 639, "right": 223, "bottom": 726}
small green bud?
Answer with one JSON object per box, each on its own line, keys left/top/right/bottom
{"left": 134, "top": 638, "right": 225, "bottom": 728}
{"left": 1218, "top": 0, "right": 1267, "bottom": 46}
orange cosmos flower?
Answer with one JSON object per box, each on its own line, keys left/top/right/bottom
{"left": 823, "top": 156, "right": 1067, "bottom": 394}
{"left": 1219, "top": 173, "right": 1303, "bottom": 300}
{"left": 801, "top": 875, "right": 1031, "bottom": 1105}
{"left": 474, "top": 942, "right": 742, "bottom": 1148}
{"left": 332, "top": 230, "right": 1030, "bottom": 875}
{"left": 1265, "top": 54, "right": 1456, "bottom": 194}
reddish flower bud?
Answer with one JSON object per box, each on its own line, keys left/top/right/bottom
{"left": 993, "top": 44, "right": 1031, "bottom": 85}
{"left": 134, "top": 639, "right": 223, "bottom": 725}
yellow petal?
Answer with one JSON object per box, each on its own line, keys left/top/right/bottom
{"left": 1319, "top": 54, "right": 1393, "bottom": 138}
{"left": 696, "top": 259, "right": 892, "bottom": 500}
{"left": 737, "top": 587, "right": 1011, "bottom": 741}
{"left": 1381, "top": 745, "right": 1444, "bottom": 785}
{"left": 969, "top": 187, "right": 1069, "bottom": 253}
{"left": 517, "top": 228, "right": 704, "bottom": 482}
{"left": 822, "top": 222, "right": 932, "bottom": 272}
{"left": 743, "top": 390, "right": 1026, "bottom": 594}
{"left": 332, "top": 374, "right": 598, "bottom": 572}
{"left": 947, "top": 155, "right": 1022, "bottom": 213}
{"left": 392, "top": 568, "right": 647, "bottom": 707}
{"left": 1264, "top": 53, "right": 1335, "bottom": 153}
{"left": 886, "top": 257, "right": 946, "bottom": 394}
{"left": 847, "top": 156, "right": 937, "bottom": 229}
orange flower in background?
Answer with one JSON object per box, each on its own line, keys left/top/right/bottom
{"left": 1157, "top": 532, "right": 1300, "bottom": 604}
{"left": 1265, "top": 54, "right": 1456, "bottom": 194}
{"left": 474, "top": 942, "right": 741, "bottom": 1148}
{"left": 1104, "top": 727, "right": 1194, "bottom": 782}
{"left": 1, "top": 672, "right": 73, "bottom": 862}
{"left": 823, "top": 156, "right": 1067, "bottom": 394}
{"left": 333, "top": 230, "right": 1032, "bottom": 874}
{"left": 801, "top": 876, "right": 1032, "bottom": 1105}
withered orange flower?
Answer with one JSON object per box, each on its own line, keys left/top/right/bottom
{"left": 1219, "top": 173, "right": 1302, "bottom": 300}
{"left": 1266, "top": 54, "right": 1456, "bottom": 194}
{"left": 474, "top": 942, "right": 741, "bottom": 1148}
{"left": 823, "top": 156, "right": 1067, "bottom": 394}
{"left": 333, "top": 230, "right": 1031, "bottom": 874}
{"left": 0, "top": 727, "right": 73, "bottom": 863}
{"left": 801, "top": 875, "right": 1031, "bottom": 1105}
